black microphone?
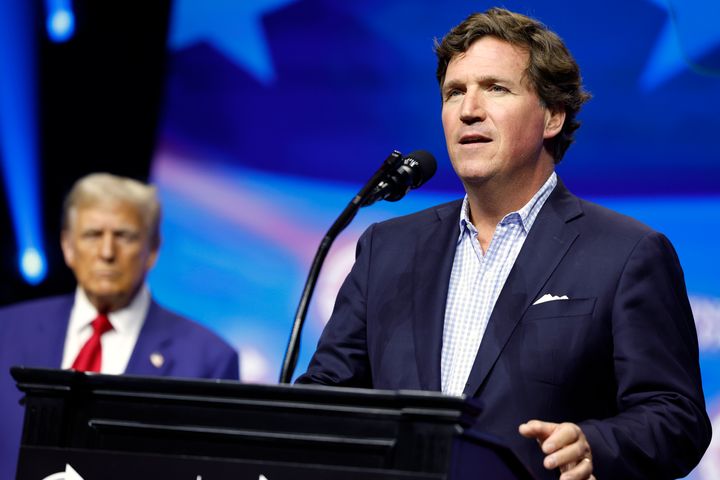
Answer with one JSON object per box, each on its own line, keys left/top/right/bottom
{"left": 363, "top": 150, "right": 437, "bottom": 206}
{"left": 279, "top": 149, "right": 436, "bottom": 383}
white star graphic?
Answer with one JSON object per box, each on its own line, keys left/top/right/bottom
{"left": 641, "top": 0, "right": 720, "bottom": 90}
{"left": 169, "top": 0, "right": 297, "bottom": 85}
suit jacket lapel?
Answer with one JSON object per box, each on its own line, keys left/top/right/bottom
{"left": 125, "top": 301, "right": 174, "bottom": 376}
{"left": 464, "top": 180, "right": 583, "bottom": 396}
{"left": 40, "top": 296, "right": 74, "bottom": 368}
{"left": 412, "top": 200, "right": 462, "bottom": 391}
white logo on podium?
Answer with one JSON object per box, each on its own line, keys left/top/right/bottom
{"left": 42, "top": 464, "right": 84, "bottom": 480}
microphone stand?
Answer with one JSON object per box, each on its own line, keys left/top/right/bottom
{"left": 278, "top": 150, "right": 403, "bottom": 383}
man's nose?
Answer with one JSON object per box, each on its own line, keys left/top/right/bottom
{"left": 99, "top": 232, "right": 116, "bottom": 260}
{"left": 460, "top": 90, "right": 486, "bottom": 124}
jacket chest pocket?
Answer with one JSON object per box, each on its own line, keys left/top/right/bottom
{"left": 523, "top": 297, "right": 597, "bottom": 320}
{"left": 516, "top": 298, "right": 599, "bottom": 385}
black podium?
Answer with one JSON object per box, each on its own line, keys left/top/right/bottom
{"left": 12, "top": 367, "right": 535, "bottom": 479}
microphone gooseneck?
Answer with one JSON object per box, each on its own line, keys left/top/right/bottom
{"left": 279, "top": 150, "right": 436, "bottom": 383}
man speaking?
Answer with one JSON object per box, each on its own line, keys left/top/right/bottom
{"left": 298, "top": 8, "right": 711, "bottom": 480}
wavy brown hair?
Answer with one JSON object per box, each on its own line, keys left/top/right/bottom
{"left": 435, "top": 8, "right": 591, "bottom": 162}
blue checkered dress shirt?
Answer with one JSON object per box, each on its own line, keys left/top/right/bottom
{"left": 441, "top": 172, "right": 558, "bottom": 395}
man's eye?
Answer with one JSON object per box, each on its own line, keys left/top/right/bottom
{"left": 489, "top": 84, "right": 509, "bottom": 93}
{"left": 81, "top": 231, "right": 102, "bottom": 239}
{"left": 116, "top": 231, "right": 139, "bottom": 242}
{"left": 444, "top": 89, "right": 463, "bottom": 100}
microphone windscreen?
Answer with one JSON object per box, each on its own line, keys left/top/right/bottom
{"left": 405, "top": 150, "right": 437, "bottom": 188}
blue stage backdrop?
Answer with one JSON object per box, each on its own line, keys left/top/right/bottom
{"left": 144, "top": 1, "right": 719, "bottom": 476}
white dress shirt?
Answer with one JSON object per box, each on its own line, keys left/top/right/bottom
{"left": 61, "top": 285, "right": 150, "bottom": 374}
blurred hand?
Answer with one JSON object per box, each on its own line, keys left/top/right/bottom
{"left": 519, "top": 419, "right": 595, "bottom": 480}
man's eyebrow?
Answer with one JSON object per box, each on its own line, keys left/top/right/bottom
{"left": 442, "top": 79, "right": 465, "bottom": 91}
{"left": 443, "top": 75, "right": 516, "bottom": 90}
{"left": 476, "top": 75, "right": 516, "bottom": 85}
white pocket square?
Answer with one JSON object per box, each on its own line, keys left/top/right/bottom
{"left": 533, "top": 294, "right": 569, "bottom": 305}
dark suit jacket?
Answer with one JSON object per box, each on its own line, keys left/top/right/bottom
{"left": 298, "top": 180, "right": 711, "bottom": 479}
{"left": 0, "top": 294, "right": 239, "bottom": 479}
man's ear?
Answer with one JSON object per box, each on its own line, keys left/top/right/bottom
{"left": 145, "top": 234, "right": 161, "bottom": 272}
{"left": 60, "top": 230, "right": 75, "bottom": 268}
{"left": 145, "top": 247, "right": 159, "bottom": 271}
{"left": 543, "top": 107, "right": 566, "bottom": 139}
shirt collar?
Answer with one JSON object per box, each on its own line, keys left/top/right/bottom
{"left": 71, "top": 284, "right": 151, "bottom": 335}
{"left": 458, "top": 171, "right": 558, "bottom": 238}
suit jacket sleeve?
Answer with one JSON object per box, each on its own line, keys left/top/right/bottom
{"left": 212, "top": 347, "right": 240, "bottom": 380}
{"left": 579, "top": 231, "right": 711, "bottom": 479}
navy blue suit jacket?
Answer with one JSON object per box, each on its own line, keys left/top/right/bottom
{"left": 298, "top": 180, "right": 710, "bottom": 479}
{"left": 0, "top": 294, "right": 239, "bottom": 479}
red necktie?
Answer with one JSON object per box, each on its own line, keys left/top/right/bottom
{"left": 71, "top": 313, "right": 113, "bottom": 372}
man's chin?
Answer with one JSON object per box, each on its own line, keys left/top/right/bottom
{"left": 84, "top": 289, "right": 132, "bottom": 312}
{"left": 451, "top": 161, "right": 494, "bottom": 185}
{"left": 460, "top": 174, "right": 492, "bottom": 188}
{"left": 87, "top": 285, "right": 122, "bottom": 299}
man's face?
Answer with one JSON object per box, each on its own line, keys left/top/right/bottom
{"left": 61, "top": 202, "right": 158, "bottom": 312}
{"left": 441, "top": 36, "right": 564, "bottom": 189}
